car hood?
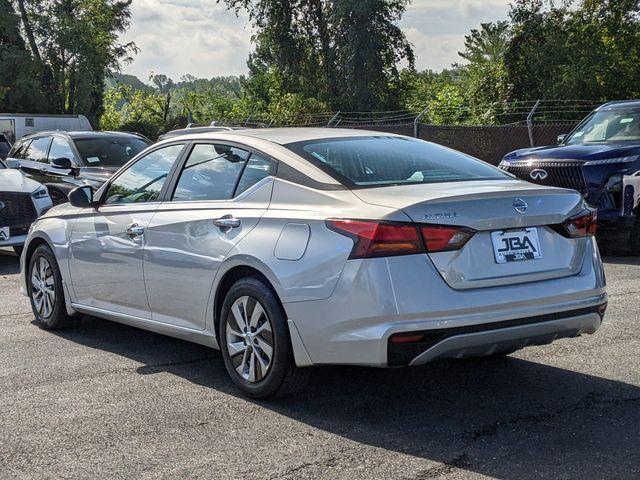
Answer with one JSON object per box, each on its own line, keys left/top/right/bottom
{"left": 504, "top": 143, "right": 640, "bottom": 162}
{"left": 0, "top": 169, "right": 42, "bottom": 193}
{"left": 78, "top": 166, "right": 120, "bottom": 184}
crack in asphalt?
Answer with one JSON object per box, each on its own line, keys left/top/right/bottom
{"left": 271, "top": 456, "right": 340, "bottom": 479}
{"left": 404, "top": 393, "right": 640, "bottom": 480}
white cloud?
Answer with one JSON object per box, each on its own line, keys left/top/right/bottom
{"left": 121, "top": 0, "right": 511, "bottom": 80}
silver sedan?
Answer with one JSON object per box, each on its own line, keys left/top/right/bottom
{"left": 20, "top": 129, "right": 607, "bottom": 398}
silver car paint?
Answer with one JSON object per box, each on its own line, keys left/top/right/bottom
{"left": 0, "top": 169, "right": 53, "bottom": 248}
{"left": 20, "top": 128, "right": 607, "bottom": 368}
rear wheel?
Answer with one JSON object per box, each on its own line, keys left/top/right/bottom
{"left": 219, "top": 277, "right": 309, "bottom": 399}
{"left": 28, "top": 245, "right": 73, "bottom": 329}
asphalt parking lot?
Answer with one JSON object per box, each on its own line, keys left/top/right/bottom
{"left": 1, "top": 249, "right": 639, "bottom": 479}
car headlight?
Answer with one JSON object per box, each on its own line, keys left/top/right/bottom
{"left": 584, "top": 155, "right": 640, "bottom": 166}
{"left": 31, "top": 186, "right": 49, "bottom": 199}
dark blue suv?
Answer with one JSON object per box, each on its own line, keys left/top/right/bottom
{"left": 500, "top": 100, "right": 640, "bottom": 254}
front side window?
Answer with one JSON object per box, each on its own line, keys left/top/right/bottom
{"left": 24, "top": 137, "right": 52, "bottom": 163}
{"left": 74, "top": 136, "right": 151, "bottom": 167}
{"left": 287, "top": 136, "right": 509, "bottom": 188}
{"left": 48, "top": 137, "right": 76, "bottom": 163}
{"left": 566, "top": 108, "right": 640, "bottom": 145}
{"left": 105, "top": 144, "right": 184, "bottom": 204}
{"left": 9, "top": 139, "right": 31, "bottom": 159}
{"left": 172, "top": 144, "right": 250, "bottom": 201}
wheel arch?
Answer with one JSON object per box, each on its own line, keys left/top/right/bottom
{"left": 212, "top": 262, "right": 282, "bottom": 345}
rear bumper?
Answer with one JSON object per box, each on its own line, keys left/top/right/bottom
{"left": 390, "top": 304, "right": 605, "bottom": 366}
{"left": 285, "top": 238, "right": 606, "bottom": 367}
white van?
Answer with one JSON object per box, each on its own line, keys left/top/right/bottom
{"left": 0, "top": 114, "right": 93, "bottom": 144}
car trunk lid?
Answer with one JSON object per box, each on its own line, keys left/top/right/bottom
{"left": 352, "top": 180, "right": 589, "bottom": 289}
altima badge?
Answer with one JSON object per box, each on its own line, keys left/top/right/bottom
{"left": 530, "top": 169, "right": 549, "bottom": 180}
{"left": 513, "top": 198, "right": 528, "bottom": 214}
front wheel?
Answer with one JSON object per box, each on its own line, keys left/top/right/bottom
{"left": 219, "top": 277, "right": 309, "bottom": 399}
{"left": 28, "top": 245, "right": 74, "bottom": 329}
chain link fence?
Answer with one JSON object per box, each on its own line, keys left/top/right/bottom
{"left": 210, "top": 100, "right": 606, "bottom": 165}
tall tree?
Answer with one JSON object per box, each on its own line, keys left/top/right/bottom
{"left": 0, "top": 0, "right": 45, "bottom": 111}
{"left": 459, "top": 21, "right": 510, "bottom": 65}
{"left": 219, "top": 0, "right": 414, "bottom": 111}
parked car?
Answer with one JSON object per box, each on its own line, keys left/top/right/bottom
{"left": 6, "top": 131, "right": 152, "bottom": 205}
{"left": 0, "top": 158, "right": 52, "bottom": 256}
{"left": 500, "top": 100, "right": 640, "bottom": 253}
{"left": 20, "top": 129, "right": 607, "bottom": 398}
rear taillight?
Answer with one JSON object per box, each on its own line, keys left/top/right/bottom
{"left": 420, "top": 225, "right": 476, "bottom": 252}
{"left": 326, "top": 219, "right": 476, "bottom": 259}
{"left": 555, "top": 209, "right": 597, "bottom": 238}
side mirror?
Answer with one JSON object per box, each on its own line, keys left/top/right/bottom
{"left": 5, "top": 159, "right": 20, "bottom": 169}
{"left": 68, "top": 185, "right": 94, "bottom": 208}
{"left": 52, "top": 157, "right": 72, "bottom": 169}
{"left": 557, "top": 134, "right": 567, "bottom": 145}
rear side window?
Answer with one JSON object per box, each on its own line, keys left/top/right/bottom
{"left": 172, "top": 144, "right": 250, "bottom": 201}
{"left": 235, "top": 154, "right": 272, "bottom": 196}
{"left": 24, "top": 137, "right": 52, "bottom": 163}
{"left": 48, "top": 137, "right": 76, "bottom": 162}
{"left": 287, "top": 136, "right": 509, "bottom": 188}
{"left": 105, "top": 144, "right": 185, "bottom": 204}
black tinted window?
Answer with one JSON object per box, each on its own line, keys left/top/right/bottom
{"left": 105, "top": 144, "right": 184, "bottom": 204}
{"left": 74, "top": 136, "right": 150, "bottom": 167}
{"left": 172, "top": 144, "right": 250, "bottom": 201}
{"left": 25, "top": 137, "right": 52, "bottom": 163}
{"left": 48, "top": 137, "right": 76, "bottom": 163}
{"left": 235, "top": 154, "right": 272, "bottom": 196}
{"left": 289, "top": 136, "right": 509, "bottom": 188}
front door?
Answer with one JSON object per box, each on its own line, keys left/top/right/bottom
{"left": 68, "top": 143, "right": 186, "bottom": 318}
{"left": 143, "top": 143, "right": 275, "bottom": 330}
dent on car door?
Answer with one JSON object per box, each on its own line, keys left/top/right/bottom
{"left": 143, "top": 144, "right": 274, "bottom": 330}
{"left": 68, "top": 143, "right": 186, "bottom": 318}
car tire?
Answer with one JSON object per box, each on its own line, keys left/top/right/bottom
{"left": 219, "top": 276, "right": 309, "bottom": 399}
{"left": 13, "top": 246, "right": 23, "bottom": 257}
{"left": 49, "top": 188, "right": 68, "bottom": 206}
{"left": 27, "top": 245, "right": 74, "bottom": 330}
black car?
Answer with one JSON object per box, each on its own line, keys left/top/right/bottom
{"left": 0, "top": 134, "right": 11, "bottom": 160}
{"left": 500, "top": 100, "right": 640, "bottom": 254}
{"left": 6, "top": 131, "right": 151, "bottom": 205}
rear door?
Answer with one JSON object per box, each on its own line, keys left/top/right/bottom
{"left": 143, "top": 143, "right": 274, "bottom": 330}
{"left": 18, "top": 136, "right": 52, "bottom": 185}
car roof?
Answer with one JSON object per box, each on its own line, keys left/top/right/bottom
{"left": 160, "top": 127, "right": 400, "bottom": 146}
{"left": 22, "top": 130, "right": 151, "bottom": 141}
{"left": 598, "top": 100, "right": 640, "bottom": 110}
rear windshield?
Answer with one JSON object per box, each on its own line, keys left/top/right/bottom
{"left": 287, "top": 136, "right": 509, "bottom": 188}
{"left": 74, "top": 136, "right": 151, "bottom": 167}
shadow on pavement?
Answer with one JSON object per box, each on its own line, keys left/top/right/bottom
{"left": 50, "top": 314, "right": 640, "bottom": 479}
{"left": 0, "top": 249, "right": 20, "bottom": 275}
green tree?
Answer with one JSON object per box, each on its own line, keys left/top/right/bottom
{"left": 0, "top": 0, "right": 45, "bottom": 111}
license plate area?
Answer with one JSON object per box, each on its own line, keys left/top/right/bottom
{"left": 491, "top": 227, "right": 542, "bottom": 264}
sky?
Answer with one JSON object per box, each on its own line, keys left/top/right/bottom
{"left": 121, "top": 0, "right": 511, "bottom": 81}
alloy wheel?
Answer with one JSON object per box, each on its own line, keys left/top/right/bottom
{"left": 225, "top": 296, "right": 274, "bottom": 383}
{"left": 31, "top": 257, "right": 56, "bottom": 318}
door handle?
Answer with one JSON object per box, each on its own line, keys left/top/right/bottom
{"left": 125, "top": 224, "right": 145, "bottom": 237}
{"left": 214, "top": 216, "right": 241, "bottom": 229}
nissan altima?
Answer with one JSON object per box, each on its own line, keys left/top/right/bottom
{"left": 20, "top": 129, "right": 607, "bottom": 398}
